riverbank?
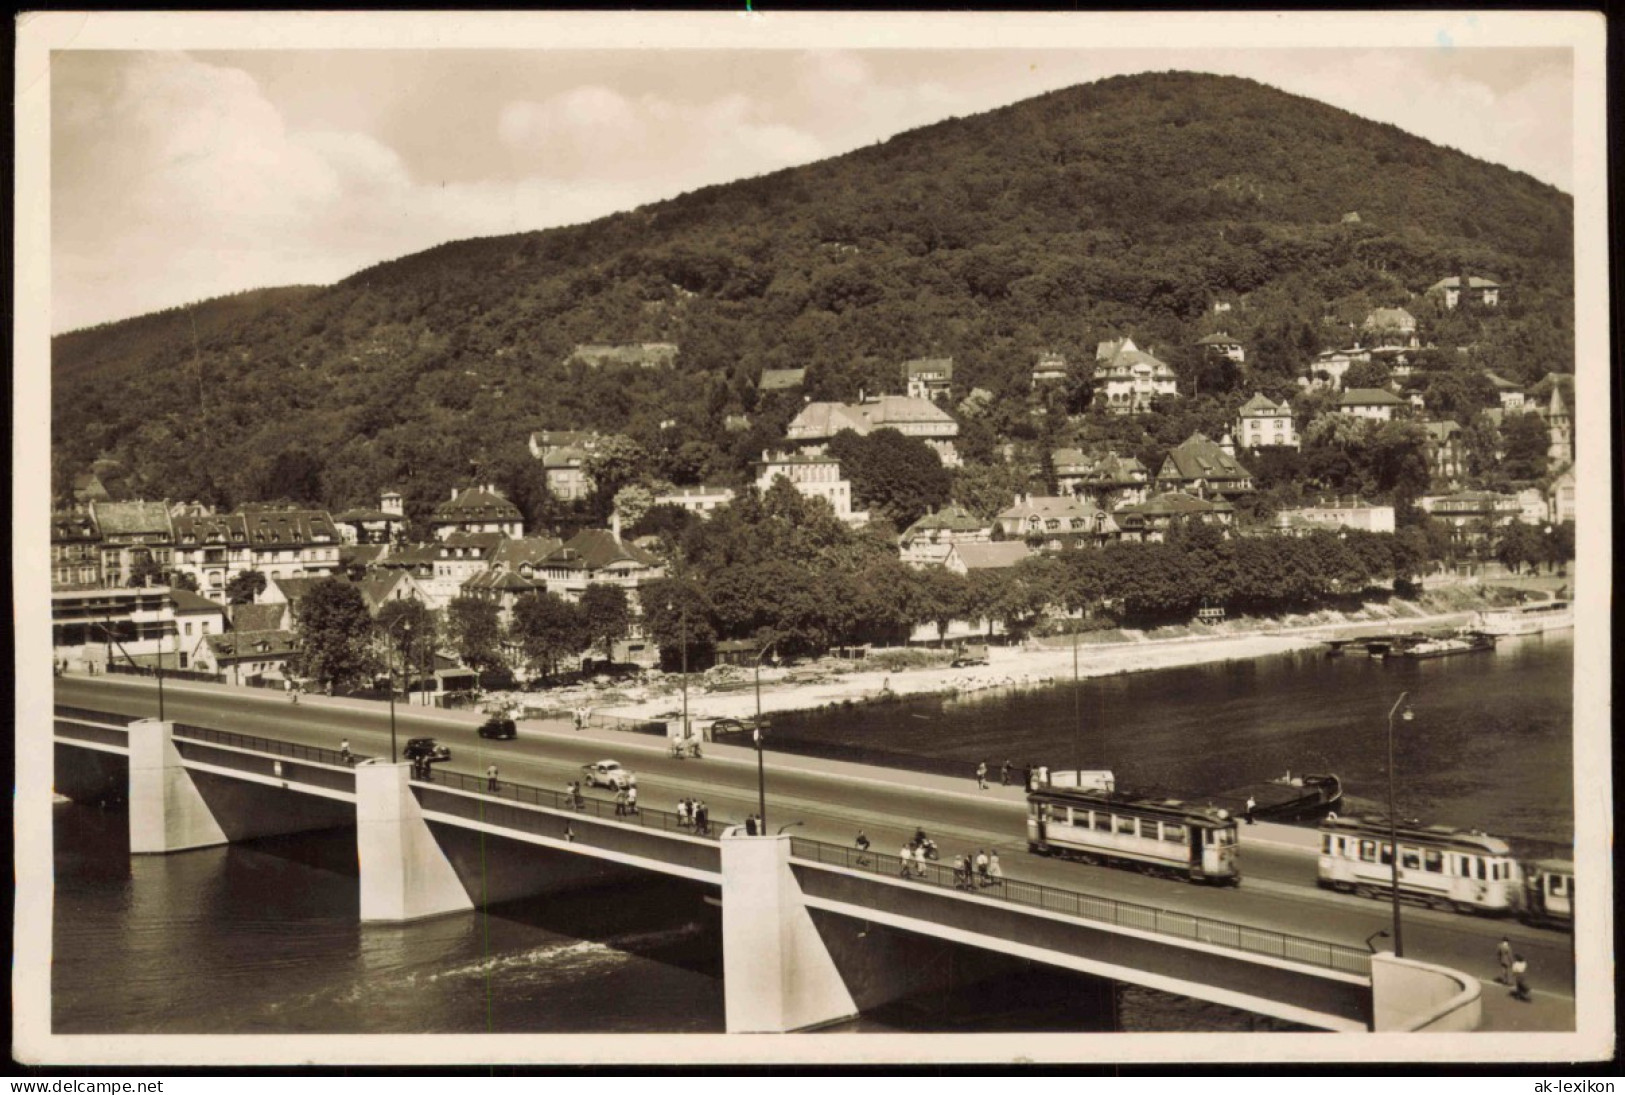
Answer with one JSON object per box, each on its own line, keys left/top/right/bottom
{"left": 591, "top": 592, "right": 1518, "bottom": 725}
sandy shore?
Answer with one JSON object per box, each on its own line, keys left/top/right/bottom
{"left": 595, "top": 606, "right": 1482, "bottom": 724}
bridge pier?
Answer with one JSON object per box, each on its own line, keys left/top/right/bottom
{"left": 127, "top": 719, "right": 228, "bottom": 854}
{"left": 721, "top": 832, "right": 857, "bottom": 1033}
{"left": 355, "top": 762, "right": 474, "bottom": 923}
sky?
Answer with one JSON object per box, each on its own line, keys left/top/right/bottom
{"left": 50, "top": 43, "right": 1575, "bottom": 334}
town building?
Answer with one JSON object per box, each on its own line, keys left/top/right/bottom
{"left": 898, "top": 505, "right": 991, "bottom": 567}
{"left": 89, "top": 500, "right": 175, "bottom": 588}
{"left": 903, "top": 357, "right": 954, "bottom": 403}
{"left": 230, "top": 602, "right": 291, "bottom": 633}
{"left": 1194, "top": 331, "right": 1246, "bottom": 363}
{"left": 1485, "top": 373, "right": 1526, "bottom": 411}
{"left": 1051, "top": 449, "right": 1150, "bottom": 510}
{"left": 944, "top": 541, "right": 1032, "bottom": 575}
{"left": 429, "top": 486, "right": 523, "bottom": 541}
{"left": 459, "top": 568, "right": 542, "bottom": 623}
{"left": 191, "top": 630, "right": 297, "bottom": 685}
{"left": 356, "top": 570, "right": 430, "bottom": 615}
{"left": 995, "top": 495, "right": 1118, "bottom": 551}
{"left": 1093, "top": 337, "right": 1178, "bottom": 414}
{"left": 1361, "top": 308, "right": 1419, "bottom": 347}
{"left": 171, "top": 508, "right": 342, "bottom": 600}
{"left": 1272, "top": 499, "right": 1396, "bottom": 536}
{"left": 1030, "top": 352, "right": 1070, "bottom": 388}
{"left": 1428, "top": 275, "right": 1501, "bottom": 310}
{"left": 757, "top": 368, "right": 806, "bottom": 393}
{"left": 652, "top": 485, "right": 736, "bottom": 517}
{"left": 1304, "top": 346, "right": 1371, "bottom": 390}
{"left": 1548, "top": 469, "right": 1576, "bottom": 524}
{"left": 532, "top": 529, "right": 666, "bottom": 604}
{"left": 1336, "top": 388, "right": 1406, "bottom": 422}
{"left": 51, "top": 586, "right": 176, "bottom": 669}
{"left": 785, "top": 396, "right": 961, "bottom": 466}
{"left": 51, "top": 511, "right": 103, "bottom": 590}
{"left": 425, "top": 532, "right": 506, "bottom": 606}
{"left": 755, "top": 451, "right": 866, "bottom": 525}
{"left": 1234, "top": 393, "right": 1299, "bottom": 450}
{"left": 1421, "top": 420, "right": 1467, "bottom": 484}
{"left": 1515, "top": 489, "right": 1549, "bottom": 526}
{"left": 333, "top": 491, "right": 408, "bottom": 545}
{"left": 1154, "top": 433, "right": 1254, "bottom": 499}
{"left": 170, "top": 588, "right": 228, "bottom": 658}
{"left": 1418, "top": 491, "right": 1523, "bottom": 547}
{"left": 1113, "top": 491, "right": 1234, "bottom": 543}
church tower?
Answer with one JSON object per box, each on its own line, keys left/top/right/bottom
{"left": 1544, "top": 387, "right": 1573, "bottom": 470}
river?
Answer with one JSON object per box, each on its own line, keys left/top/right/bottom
{"left": 51, "top": 631, "right": 1571, "bottom": 1035}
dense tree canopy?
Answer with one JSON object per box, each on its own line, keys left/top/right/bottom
{"left": 291, "top": 579, "right": 376, "bottom": 691}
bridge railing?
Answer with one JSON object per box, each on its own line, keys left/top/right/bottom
{"left": 788, "top": 836, "right": 1372, "bottom": 977}
{"left": 55, "top": 706, "right": 140, "bottom": 727}
{"left": 172, "top": 724, "right": 364, "bottom": 769}
{"left": 419, "top": 768, "right": 724, "bottom": 841}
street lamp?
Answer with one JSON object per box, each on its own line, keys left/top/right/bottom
{"left": 99, "top": 616, "right": 164, "bottom": 723}
{"left": 753, "top": 636, "right": 780, "bottom": 831}
{"left": 384, "top": 615, "right": 413, "bottom": 764}
{"left": 1386, "top": 691, "right": 1414, "bottom": 957}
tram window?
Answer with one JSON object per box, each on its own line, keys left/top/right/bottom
{"left": 1379, "top": 843, "right": 1393, "bottom": 866}
{"left": 1092, "top": 812, "right": 1112, "bottom": 831}
{"left": 1359, "top": 840, "right": 1377, "bottom": 863}
{"left": 1213, "top": 828, "right": 1236, "bottom": 847}
{"left": 1115, "top": 816, "right": 1137, "bottom": 836}
{"left": 1474, "top": 857, "right": 1485, "bottom": 881}
{"left": 1400, "top": 848, "right": 1421, "bottom": 870}
{"left": 1164, "top": 823, "right": 1186, "bottom": 844}
{"left": 1321, "top": 835, "right": 1332, "bottom": 855}
{"left": 1424, "top": 849, "right": 1443, "bottom": 873}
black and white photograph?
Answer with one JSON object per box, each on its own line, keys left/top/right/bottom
{"left": 13, "top": 10, "right": 1612, "bottom": 1069}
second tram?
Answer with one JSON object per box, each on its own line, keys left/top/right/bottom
{"left": 1316, "top": 814, "right": 1521, "bottom": 915}
{"left": 1027, "top": 785, "right": 1240, "bottom": 885}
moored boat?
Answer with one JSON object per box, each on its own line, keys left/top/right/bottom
{"left": 1219, "top": 771, "right": 1342, "bottom": 822}
{"left": 1472, "top": 598, "right": 1574, "bottom": 637}
{"left": 1396, "top": 631, "right": 1497, "bottom": 659}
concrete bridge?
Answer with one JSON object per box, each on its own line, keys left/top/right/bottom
{"left": 54, "top": 702, "right": 1483, "bottom": 1035}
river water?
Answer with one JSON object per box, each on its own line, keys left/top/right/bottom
{"left": 51, "top": 632, "right": 1571, "bottom": 1036}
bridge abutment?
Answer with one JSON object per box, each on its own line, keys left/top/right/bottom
{"left": 128, "top": 719, "right": 229, "bottom": 854}
{"left": 721, "top": 832, "right": 857, "bottom": 1033}
{"left": 355, "top": 762, "right": 475, "bottom": 923}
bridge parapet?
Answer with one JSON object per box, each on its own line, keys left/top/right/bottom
{"left": 789, "top": 836, "right": 1372, "bottom": 977}
{"left": 55, "top": 715, "right": 131, "bottom": 751}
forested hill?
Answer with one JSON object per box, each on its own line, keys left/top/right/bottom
{"left": 52, "top": 71, "right": 1574, "bottom": 523}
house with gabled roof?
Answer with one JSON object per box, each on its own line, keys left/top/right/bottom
{"left": 899, "top": 504, "right": 991, "bottom": 567}
{"left": 1195, "top": 331, "right": 1246, "bottom": 363}
{"left": 1154, "top": 434, "right": 1254, "bottom": 499}
{"left": 995, "top": 495, "right": 1119, "bottom": 552}
{"left": 1093, "top": 337, "right": 1178, "bottom": 414}
{"left": 1052, "top": 449, "right": 1150, "bottom": 509}
{"left": 1235, "top": 393, "right": 1299, "bottom": 450}
{"left": 355, "top": 570, "right": 429, "bottom": 616}
{"left": 1337, "top": 388, "right": 1406, "bottom": 422}
{"left": 903, "top": 357, "right": 954, "bottom": 403}
{"left": 1428, "top": 275, "right": 1501, "bottom": 309}
{"left": 171, "top": 507, "right": 341, "bottom": 599}
{"left": 1421, "top": 420, "right": 1466, "bottom": 484}
{"left": 89, "top": 500, "right": 175, "bottom": 588}
{"left": 1031, "top": 352, "right": 1070, "bottom": 389}
{"left": 1484, "top": 372, "right": 1526, "bottom": 410}
{"left": 191, "top": 629, "right": 298, "bottom": 684}
{"left": 1113, "top": 491, "right": 1235, "bottom": 542}
{"left": 786, "top": 395, "right": 961, "bottom": 466}
{"left": 536, "top": 529, "right": 665, "bottom": 604}
{"left": 944, "top": 540, "right": 1032, "bottom": 575}
{"left": 1361, "top": 308, "right": 1419, "bottom": 348}
{"left": 52, "top": 511, "right": 102, "bottom": 590}
{"left": 333, "top": 491, "right": 408, "bottom": 545}
{"left": 430, "top": 485, "right": 523, "bottom": 540}
{"left": 230, "top": 602, "right": 290, "bottom": 634}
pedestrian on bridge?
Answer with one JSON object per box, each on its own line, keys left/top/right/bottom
{"left": 976, "top": 761, "right": 988, "bottom": 790}
{"left": 913, "top": 843, "right": 928, "bottom": 879}
{"left": 694, "top": 801, "right": 709, "bottom": 835}
{"left": 1000, "top": 760, "right": 1011, "bottom": 786}
{"left": 487, "top": 764, "right": 500, "bottom": 792}
{"left": 900, "top": 844, "right": 914, "bottom": 878}
{"left": 1509, "top": 954, "right": 1531, "bottom": 1001}
{"left": 614, "top": 788, "right": 628, "bottom": 816}
{"left": 340, "top": 739, "right": 352, "bottom": 764}
{"left": 677, "top": 798, "right": 691, "bottom": 828}
{"left": 1244, "top": 796, "right": 1257, "bottom": 824}
{"left": 976, "top": 849, "right": 990, "bottom": 887}
{"left": 988, "top": 850, "right": 1003, "bottom": 883}
{"left": 626, "top": 785, "right": 638, "bottom": 814}
{"left": 1496, "top": 937, "right": 1513, "bottom": 983}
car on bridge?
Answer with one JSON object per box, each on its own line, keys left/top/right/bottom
{"left": 477, "top": 717, "right": 517, "bottom": 740}
{"left": 403, "top": 737, "right": 451, "bottom": 764}
{"left": 581, "top": 759, "right": 635, "bottom": 789}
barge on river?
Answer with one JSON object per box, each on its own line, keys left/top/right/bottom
{"left": 1217, "top": 772, "right": 1343, "bottom": 823}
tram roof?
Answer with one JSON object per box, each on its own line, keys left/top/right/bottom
{"left": 1030, "top": 785, "right": 1233, "bottom": 824}
{"left": 1319, "top": 814, "right": 1512, "bottom": 854}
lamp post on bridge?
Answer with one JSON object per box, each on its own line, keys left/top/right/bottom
{"left": 753, "top": 636, "right": 780, "bottom": 832}
{"left": 384, "top": 615, "right": 414, "bottom": 764}
{"left": 99, "top": 615, "right": 165, "bottom": 723}
{"left": 1386, "top": 691, "right": 1414, "bottom": 957}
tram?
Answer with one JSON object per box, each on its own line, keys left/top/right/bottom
{"left": 1315, "top": 814, "right": 1521, "bottom": 915}
{"left": 1027, "top": 784, "right": 1240, "bottom": 885}
{"left": 1519, "top": 859, "right": 1575, "bottom": 931}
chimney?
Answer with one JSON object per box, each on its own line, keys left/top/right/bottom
{"left": 611, "top": 509, "right": 622, "bottom": 542}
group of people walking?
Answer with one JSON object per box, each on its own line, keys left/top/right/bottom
{"left": 613, "top": 784, "right": 639, "bottom": 815}
{"left": 953, "top": 849, "right": 1002, "bottom": 890}
{"left": 1497, "top": 936, "right": 1533, "bottom": 1002}
{"left": 676, "top": 797, "right": 711, "bottom": 835}
{"left": 977, "top": 759, "right": 1037, "bottom": 790}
